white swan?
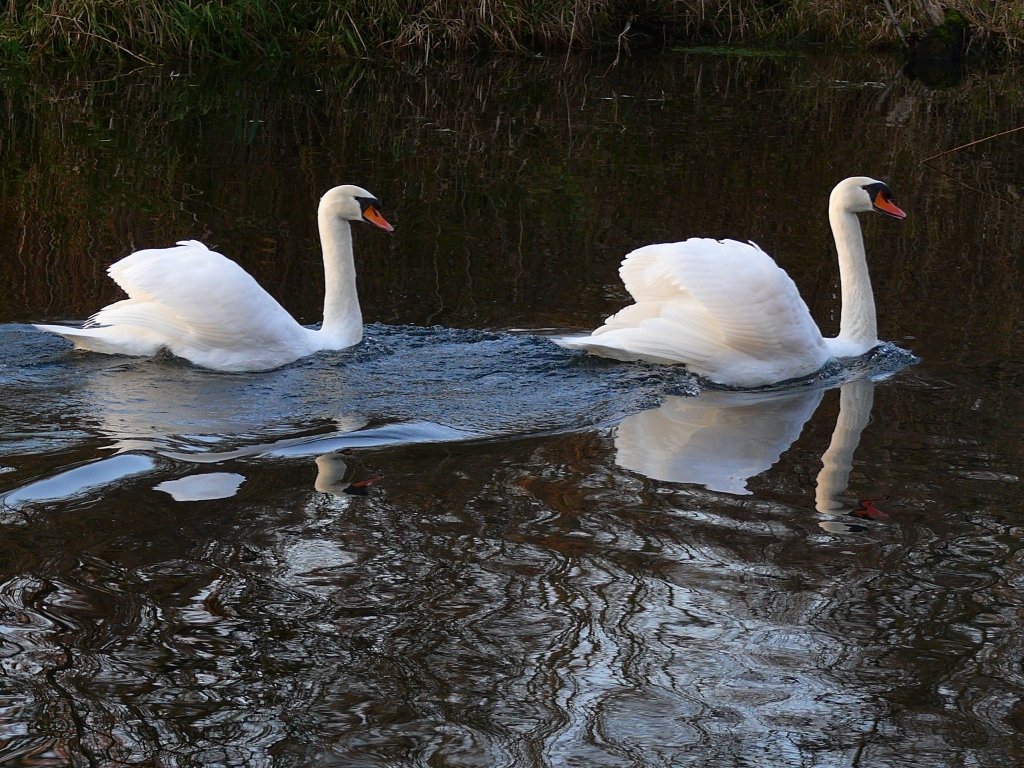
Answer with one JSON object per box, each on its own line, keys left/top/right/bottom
{"left": 35, "top": 185, "right": 393, "bottom": 372}
{"left": 556, "top": 176, "right": 906, "bottom": 387}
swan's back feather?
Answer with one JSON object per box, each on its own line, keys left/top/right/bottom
{"left": 557, "top": 238, "right": 830, "bottom": 386}
{"left": 102, "top": 241, "right": 305, "bottom": 349}
{"left": 622, "top": 239, "right": 825, "bottom": 359}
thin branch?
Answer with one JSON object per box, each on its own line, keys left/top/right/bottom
{"left": 563, "top": 0, "right": 579, "bottom": 72}
{"left": 604, "top": 16, "right": 633, "bottom": 77}
{"left": 921, "top": 124, "right": 1024, "bottom": 164}
{"left": 881, "top": 0, "right": 907, "bottom": 46}
{"left": 920, "top": 160, "right": 1023, "bottom": 208}
{"left": 344, "top": 10, "right": 367, "bottom": 55}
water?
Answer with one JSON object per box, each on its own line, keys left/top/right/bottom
{"left": 2, "top": 50, "right": 1024, "bottom": 766}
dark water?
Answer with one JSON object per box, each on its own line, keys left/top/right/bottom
{"left": 2, "top": 50, "right": 1024, "bottom": 766}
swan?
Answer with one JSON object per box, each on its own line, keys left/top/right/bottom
{"left": 555, "top": 176, "right": 906, "bottom": 387}
{"left": 34, "top": 184, "right": 393, "bottom": 372}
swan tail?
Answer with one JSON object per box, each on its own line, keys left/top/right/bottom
{"left": 555, "top": 323, "right": 718, "bottom": 368}
{"left": 34, "top": 323, "right": 167, "bottom": 357}
{"left": 591, "top": 301, "right": 667, "bottom": 335}
{"left": 557, "top": 293, "right": 732, "bottom": 371}
{"left": 35, "top": 321, "right": 293, "bottom": 371}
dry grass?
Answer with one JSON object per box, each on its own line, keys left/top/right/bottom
{"left": 0, "top": 1, "right": 1021, "bottom": 62}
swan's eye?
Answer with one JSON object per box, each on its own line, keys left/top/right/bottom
{"left": 861, "top": 182, "right": 886, "bottom": 199}
{"left": 355, "top": 196, "right": 379, "bottom": 213}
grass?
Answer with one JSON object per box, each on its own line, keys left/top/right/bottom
{"left": 0, "top": 1, "right": 1021, "bottom": 63}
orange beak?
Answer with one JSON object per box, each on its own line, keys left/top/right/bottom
{"left": 363, "top": 205, "right": 394, "bottom": 232}
{"left": 873, "top": 191, "right": 906, "bottom": 219}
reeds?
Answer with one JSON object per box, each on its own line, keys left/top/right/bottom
{"left": 3, "top": 52, "right": 1023, "bottom": 333}
{"left": 0, "top": 1, "right": 1022, "bottom": 62}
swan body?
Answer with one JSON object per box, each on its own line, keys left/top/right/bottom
{"left": 556, "top": 176, "right": 906, "bottom": 387}
{"left": 35, "top": 185, "right": 393, "bottom": 372}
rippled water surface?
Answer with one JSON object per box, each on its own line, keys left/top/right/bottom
{"left": 2, "top": 50, "right": 1024, "bottom": 766}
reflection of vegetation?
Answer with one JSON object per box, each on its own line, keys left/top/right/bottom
{"left": 1, "top": 53, "right": 1023, "bottom": 365}
{"left": 672, "top": 45, "right": 806, "bottom": 58}
{"left": 0, "top": 2, "right": 1022, "bottom": 60}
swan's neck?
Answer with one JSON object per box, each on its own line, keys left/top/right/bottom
{"left": 317, "top": 212, "right": 362, "bottom": 347}
{"left": 829, "top": 204, "right": 877, "bottom": 350}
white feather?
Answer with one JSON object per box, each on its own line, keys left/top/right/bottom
{"left": 558, "top": 238, "right": 830, "bottom": 385}
{"left": 35, "top": 185, "right": 392, "bottom": 372}
{"left": 555, "top": 176, "right": 903, "bottom": 387}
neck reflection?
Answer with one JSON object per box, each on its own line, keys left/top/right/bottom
{"left": 814, "top": 379, "right": 874, "bottom": 514}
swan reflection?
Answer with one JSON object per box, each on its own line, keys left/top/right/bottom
{"left": 2, "top": 357, "right": 466, "bottom": 509}
{"left": 615, "top": 388, "right": 824, "bottom": 495}
{"left": 814, "top": 379, "right": 873, "bottom": 514}
{"left": 616, "top": 379, "right": 880, "bottom": 526}
{"left": 315, "top": 452, "right": 350, "bottom": 495}
{"left": 154, "top": 472, "right": 246, "bottom": 502}
{"left": 313, "top": 452, "right": 382, "bottom": 497}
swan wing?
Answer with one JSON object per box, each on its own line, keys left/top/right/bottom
{"left": 559, "top": 239, "right": 829, "bottom": 385}
{"left": 618, "top": 238, "right": 825, "bottom": 359}
{"left": 97, "top": 240, "right": 305, "bottom": 349}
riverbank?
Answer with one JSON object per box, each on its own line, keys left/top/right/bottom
{"left": 0, "top": 1, "right": 1020, "bottom": 63}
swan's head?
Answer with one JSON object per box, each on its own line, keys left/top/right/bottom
{"left": 320, "top": 185, "right": 394, "bottom": 232}
{"left": 830, "top": 176, "right": 906, "bottom": 220}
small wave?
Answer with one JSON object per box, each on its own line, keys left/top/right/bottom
{"left": 700, "top": 342, "right": 919, "bottom": 394}
{"left": 1, "top": 323, "right": 703, "bottom": 461}
{"left": 1, "top": 454, "right": 155, "bottom": 510}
